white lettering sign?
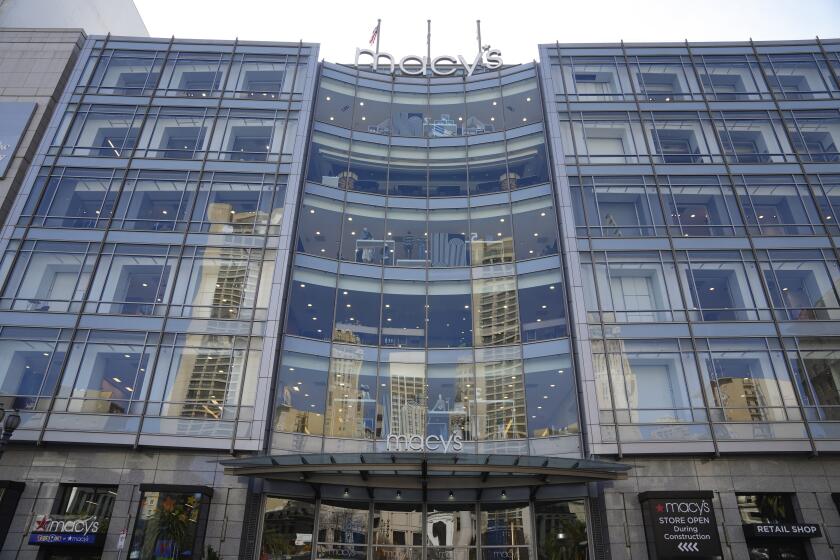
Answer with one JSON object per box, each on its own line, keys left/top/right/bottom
{"left": 386, "top": 433, "right": 464, "bottom": 452}
{"left": 355, "top": 48, "right": 503, "bottom": 77}
{"left": 32, "top": 514, "right": 101, "bottom": 535}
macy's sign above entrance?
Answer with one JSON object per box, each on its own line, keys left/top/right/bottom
{"left": 354, "top": 47, "right": 503, "bottom": 77}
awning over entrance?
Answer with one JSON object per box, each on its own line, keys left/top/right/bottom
{"left": 221, "top": 453, "right": 630, "bottom": 490}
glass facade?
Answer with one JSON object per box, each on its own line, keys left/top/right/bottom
{"left": 543, "top": 38, "right": 840, "bottom": 455}
{"left": 0, "top": 37, "right": 317, "bottom": 449}
{"left": 272, "top": 62, "right": 580, "bottom": 456}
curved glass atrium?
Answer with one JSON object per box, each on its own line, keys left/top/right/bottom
{"left": 272, "top": 63, "right": 580, "bottom": 455}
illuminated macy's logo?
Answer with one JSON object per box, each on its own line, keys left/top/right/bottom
{"left": 385, "top": 432, "right": 464, "bottom": 452}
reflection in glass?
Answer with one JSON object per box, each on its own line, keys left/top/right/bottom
{"left": 534, "top": 501, "right": 588, "bottom": 560}
{"left": 261, "top": 498, "right": 315, "bottom": 560}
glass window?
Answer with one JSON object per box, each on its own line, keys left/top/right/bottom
{"left": 0, "top": 327, "right": 66, "bottom": 411}
{"left": 374, "top": 502, "right": 423, "bottom": 560}
{"left": 428, "top": 146, "right": 469, "bottom": 197}
{"left": 60, "top": 105, "right": 142, "bottom": 157}
{"left": 428, "top": 208, "right": 470, "bottom": 267}
{"left": 159, "top": 52, "right": 228, "bottom": 97}
{"left": 695, "top": 54, "right": 766, "bottom": 101}
{"left": 139, "top": 107, "right": 212, "bottom": 160}
{"left": 470, "top": 204, "right": 513, "bottom": 265}
{"left": 61, "top": 331, "right": 153, "bottom": 416}
{"left": 25, "top": 168, "right": 120, "bottom": 229}
{"left": 468, "top": 141, "right": 508, "bottom": 195}
{"left": 735, "top": 175, "right": 822, "bottom": 236}
{"left": 261, "top": 498, "right": 315, "bottom": 560}
{"left": 512, "top": 196, "right": 559, "bottom": 259}
{"left": 324, "top": 346, "right": 378, "bottom": 439}
{"left": 335, "top": 275, "right": 381, "bottom": 346}
{"left": 762, "top": 250, "right": 840, "bottom": 321}
{"left": 426, "top": 362, "right": 473, "bottom": 440}
{"left": 275, "top": 351, "right": 328, "bottom": 435}
{"left": 518, "top": 269, "right": 566, "bottom": 341}
{"left": 150, "top": 334, "right": 254, "bottom": 422}
{"left": 660, "top": 176, "right": 742, "bottom": 237}
{"left": 391, "top": 91, "right": 427, "bottom": 138}
{"left": 789, "top": 337, "right": 840, "bottom": 421}
{"left": 1, "top": 241, "right": 93, "bottom": 313}
{"left": 534, "top": 500, "right": 588, "bottom": 560}
{"left": 315, "top": 78, "right": 356, "bottom": 129}
{"left": 472, "top": 276, "right": 520, "bottom": 347}
{"left": 584, "top": 251, "right": 684, "bottom": 323}
{"left": 388, "top": 145, "right": 427, "bottom": 197}
{"left": 630, "top": 56, "right": 698, "bottom": 101}
{"left": 355, "top": 86, "right": 392, "bottom": 135}
{"left": 427, "top": 89, "right": 465, "bottom": 137}
{"left": 115, "top": 171, "right": 197, "bottom": 232}
{"left": 307, "top": 132, "right": 350, "bottom": 187}
{"left": 169, "top": 246, "right": 274, "bottom": 320}
{"left": 737, "top": 493, "right": 798, "bottom": 524}
{"left": 785, "top": 110, "right": 840, "bottom": 163}
{"left": 286, "top": 268, "right": 336, "bottom": 341}
{"left": 89, "top": 50, "right": 163, "bottom": 95}
{"left": 210, "top": 110, "right": 289, "bottom": 162}
{"left": 228, "top": 56, "right": 292, "bottom": 99}
{"left": 299, "top": 193, "right": 344, "bottom": 260}
{"left": 428, "top": 281, "right": 473, "bottom": 348}
{"left": 713, "top": 111, "right": 791, "bottom": 164}
{"left": 381, "top": 279, "right": 426, "bottom": 348}
{"left": 501, "top": 79, "right": 542, "bottom": 126}
{"left": 56, "top": 484, "right": 117, "bottom": 523}
{"left": 681, "top": 252, "right": 768, "bottom": 321}
{"left": 347, "top": 140, "right": 389, "bottom": 194}
{"left": 128, "top": 488, "right": 211, "bottom": 560}
{"left": 466, "top": 84, "right": 503, "bottom": 134}
{"left": 480, "top": 504, "right": 530, "bottom": 560}
{"left": 318, "top": 501, "right": 369, "bottom": 560}
{"left": 701, "top": 339, "right": 796, "bottom": 424}
{"left": 525, "top": 355, "right": 577, "bottom": 437}
{"left": 646, "top": 113, "right": 717, "bottom": 164}
{"left": 556, "top": 55, "right": 631, "bottom": 101}
{"left": 382, "top": 356, "right": 427, "bottom": 438}
{"left": 191, "top": 173, "right": 284, "bottom": 235}
{"left": 761, "top": 54, "right": 836, "bottom": 100}
{"left": 86, "top": 245, "right": 176, "bottom": 316}
{"left": 570, "top": 176, "right": 664, "bottom": 238}
{"left": 386, "top": 208, "right": 427, "bottom": 267}
{"left": 508, "top": 133, "right": 550, "bottom": 187}
{"left": 340, "top": 202, "right": 387, "bottom": 264}
{"left": 475, "top": 359, "right": 526, "bottom": 440}
{"left": 426, "top": 503, "right": 476, "bottom": 558}
{"left": 560, "top": 113, "right": 646, "bottom": 165}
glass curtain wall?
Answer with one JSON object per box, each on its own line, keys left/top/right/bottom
{"left": 0, "top": 37, "right": 314, "bottom": 449}
{"left": 273, "top": 63, "right": 581, "bottom": 455}
{"left": 547, "top": 39, "right": 840, "bottom": 451}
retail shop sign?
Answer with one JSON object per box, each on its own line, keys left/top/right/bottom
{"left": 639, "top": 492, "right": 723, "bottom": 559}
{"left": 386, "top": 432, "right": 464, "bottom": 452}
{"left": 0, "top": 101, "right": 37, "bottom": 178}
{"left": 28, "top": 514, "right": 104, "bottom": 546}
{"left": 742, "top": 523, "right": 821, "bottom": 539}
{"left": 355, "top": 48, "right": 503, "bottom": 77}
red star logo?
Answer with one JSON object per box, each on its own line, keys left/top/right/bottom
{"left": 35, "top": 516, "right": 49, "bottom": 531}
{"left": 655, "top": 503, "right": 665, "bottom": 513}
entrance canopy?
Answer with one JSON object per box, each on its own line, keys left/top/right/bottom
{"left": 221, "top": 453, "right": 630, "bottom": 490}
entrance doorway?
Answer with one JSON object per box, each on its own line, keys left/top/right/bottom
{"left": 258, "top": 498, "right": 589, "bottom": 560}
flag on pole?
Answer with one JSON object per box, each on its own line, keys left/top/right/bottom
{"left": 369, "top": 22, "right": 380, "bottom": 46}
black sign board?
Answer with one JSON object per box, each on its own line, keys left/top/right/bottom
{"left": 742, "top": 523, "right": 821, "bottom": 539}
{"left": 639, "top": 491, "right": 723, "bottom": 559}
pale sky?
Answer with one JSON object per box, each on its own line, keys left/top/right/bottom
{"left": 134, "top": 0, "right": 840, "bottom": 64}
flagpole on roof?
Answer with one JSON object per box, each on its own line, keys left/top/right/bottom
{"left": 375, "top": 18, "right": 381, "bottom": 55}
{"left": 476, "top": 20, "right": 482, "bottom": 56}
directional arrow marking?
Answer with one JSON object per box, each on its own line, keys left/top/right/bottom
{"left": 677, "top": 542, "right": 699, "bottom": 552}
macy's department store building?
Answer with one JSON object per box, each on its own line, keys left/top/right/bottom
{"left": 0, "top": 30, "right": 839, "bottom": 560}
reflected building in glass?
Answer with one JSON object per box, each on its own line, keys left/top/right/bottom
{"left": 0, "top": 31, "right": 840, "bottom": 560}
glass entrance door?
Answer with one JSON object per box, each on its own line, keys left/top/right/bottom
{"left": 259, "top": 498, "right": 588, "bottom": 560}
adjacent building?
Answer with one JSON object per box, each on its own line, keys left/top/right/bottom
{"left": 0, "top": 30, "right": 838, "bottom": 560}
